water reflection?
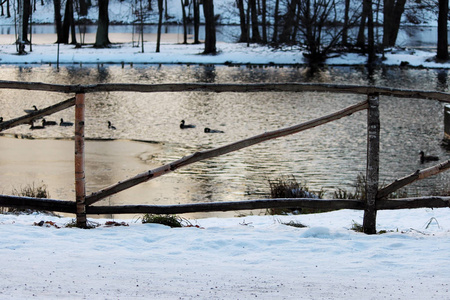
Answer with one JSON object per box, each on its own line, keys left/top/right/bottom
{"left": 0, "top": 64, "right": 449, "bottom": 215}
{"left": 437, "top": 69, "right": 448, "bottom": 92}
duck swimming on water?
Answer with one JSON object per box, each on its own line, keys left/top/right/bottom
{"left": 30, "top": 121, "right": 45, "bottom": 130}
{"left": 24, "top": 105, "right": 38, "bottom": 114}
{"left": 204, "top": 127, "right": 224, "bottom": 133}
{"left": 180, "top": 120, "right": 195, "bottom": 129}
{"left": 108, "top": 121, "right": 116, "bottom": 130}
{"left": 42, "top": 119, "right": 57, "bottom": 126}
{"left": 419, "top": 151, "right": 439, "bottom": 163}
{"left": 60, "top": 118, "right": 74, "bottom": 127}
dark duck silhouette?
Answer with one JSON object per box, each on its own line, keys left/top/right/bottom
{"left": 42, "top": 119, "right": 57, "bottom": 126}
{"left": 180, "top": 120, "right": 195, "bottom": 129}
{"left": 204, "top": 127, "right": 224, "bottom": 133}
{"left": 108, "top": 121, "right": 116, "bottom": 130}
{"left": 420, "top": 151, "right": 439, "bottom": 164}
{"left": 60, "top": 118, "right": 74, "bottom": 127}
{"left": 30, "top": 121, "right": 45, "bottom": 130}
{"left": 0, "top": 117, "right": 3, "bottom": 122}
{"left": 24, "top": 105, "right": 38, "bottom": 114}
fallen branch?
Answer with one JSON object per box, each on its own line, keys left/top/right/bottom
{"left": 0, "top": 97, "right": 76, "bottom": 132}
{"left": 85, "top": 100, "right": 369, "bottom": 205}
{"left": 377, "top": 159, "right": 450, "bottom": 199}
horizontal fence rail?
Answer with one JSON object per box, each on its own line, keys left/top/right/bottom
{"left": 2, "top": 195, "right": 450, "bottom": 215}
{"left": 0, "top": 81, "right": 448, "bottom": 102}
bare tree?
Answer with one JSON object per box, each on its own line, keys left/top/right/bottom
{"left": 297, "top": 0, "right": 359, "bottom": 66}
{"left": 61, "top": 0, "right": 77, "bottom": 44}
{"left": 0, "top": 0, "right": 11, "bottom": 17}
{"left": 237, "top": 0, "right": 248, "bottom": 42}
{"left": 203, "top": 0, "right": 216, "bottom": 54}
{"left": 383, "top": 0, "right": 407, "bottom": 47}
{"left": 94, "top": 0, "right": 111, "bottom": 47}
{"left": 156, "top": 0, "right": 163, "bottom": 52}
{"left": 437, "top": 0, "right": 449, "bottom": 61}
{"left": 193, "top": 0, "right": 200, "bottom": 43}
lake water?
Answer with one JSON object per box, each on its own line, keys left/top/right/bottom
{"left": 0, "top": 64, "right": 449, "bottom": 218}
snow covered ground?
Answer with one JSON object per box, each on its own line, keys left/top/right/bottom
{"left": 1, "top": 207, "right": 450, "bottom": 299}
{"left": 0, "top": 39, "right": 449, "bottom": 69}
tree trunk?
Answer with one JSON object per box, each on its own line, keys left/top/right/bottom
{"left": 94, "top": 0, "right": 111, "bottom": 48}
{"left": 156, "top": 0, "right": 163, "bottom": 52}
{"left": 22, "top": 0, "right": 30, "bottom": 43}
{"left": 181, "top": 0, "right": 187, "bottom": 44}
{"left": 202, "top": 0, "right": 216, "bottom": 54}
{"left": 61, "top": 0, "right": 73, "bottom": 44}
{"left": 357, "top": 0, "right": 369, "bottom": 49}
{"left": 342, "top": 0, "right": 350, "bottom": 45}
{"left": 261, "top": 0, "right": 267, "bottom": 43}
{"left": 164, "top": 0, "right": 169, "bottom": 19}
{"left": 382, "top": 0, "right": 406, "bottom": 47}
{"left": 272, "top": 0, "right": 279, "bottom": 43}
{"left": 437, "top": 0, "right": 449, "bottom": 61}
{"left": 78, "top": 0, "right": 88, "bottom": 16}
{"left": 249, "top": 0, "right": 261, "bottom": 42}
{"left": 193, "top": 0, "right": 200, "bottom": 43}
{"left": 53, "top": 0, "right": 63, "bottom": 43}
{"left": 367, "top": 0, "right": 375, "bottom": 64}
{"left": 279, "top": 0, "right": 297, "bottom": 44}
{"left": 237, "top": 0, "right": 248, "bottom": 43}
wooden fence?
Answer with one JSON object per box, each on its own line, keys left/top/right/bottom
{"left": 1, "top": 81, "right": 450, "bottom": 234}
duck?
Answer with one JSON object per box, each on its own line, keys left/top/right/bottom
{"left": 24, "top": 105, "right": 38, "bottom": 114}
{"left": 180, "top": 120, "right": 195, "bottom": 129}
{"left": 0, "top": 117, "right": 3, "bottom": 122}
{"left": 60, "top": 118, "right": 74, "bottom": 127}
{"left": 204, "top": 127, "right": 224, "bottom": 133}
{"left": 419, "top": 151, "right": 439, "bottom": 163}
{"left": 42, "top": 119, "right": 57, "bottom": 126}
{"left": 107, "top": 121, "right": 116, "bottom": 130}
{"left": 29, "top": 121, "right": 45, "bottom": 130}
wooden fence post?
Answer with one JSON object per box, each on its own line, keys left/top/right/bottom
{"left": 363, "top": 93, "right": 380, "bottom": 234}
{"left": 75, "top": 93, "right": 87, "bottom": 228}
{"left": 444, "top": 104, "right": 450, "bottom": 145}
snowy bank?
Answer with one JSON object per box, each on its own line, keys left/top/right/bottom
{"left": 1, "top": 208, "right": 450, "bottom": 299}
{"left": 0, "top": 39, "right": 449, "bottom": 69}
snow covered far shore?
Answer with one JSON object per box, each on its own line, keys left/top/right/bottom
{"left": 0, "top": 36, "right": 450, "bottom": 69}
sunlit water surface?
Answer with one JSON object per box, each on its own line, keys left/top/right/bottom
{"left": 0, "top": 64, "right": 449, "bottom": 218}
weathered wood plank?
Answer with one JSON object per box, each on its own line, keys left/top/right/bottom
{"left": 363, "top": 94, "right": 380, "bottom": 234}
{"left": 0, "top": 81, "right": 448, "bottom": 102}
{"left": 85, "top": 198, "right": 364, "bottom": 214}
{"left": 378, "top": 159, "right": 450, "bottom": 199}
{"left": 0, "top": 195, "right": 76, "bottom": 213}
{"left": 85, "top": 100, "right": 370, "bottom": 206}
{"left": 86, "top": 196, "right": 449, "bottom": 215}
{"left": 377, "top": 196, "right": 450, "bottom": 210}
{"left": 1, "top": 194, "right": 449, "bottom": 215}
{"left": 75, "top": 93, "right": 87, "bottom": 228}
